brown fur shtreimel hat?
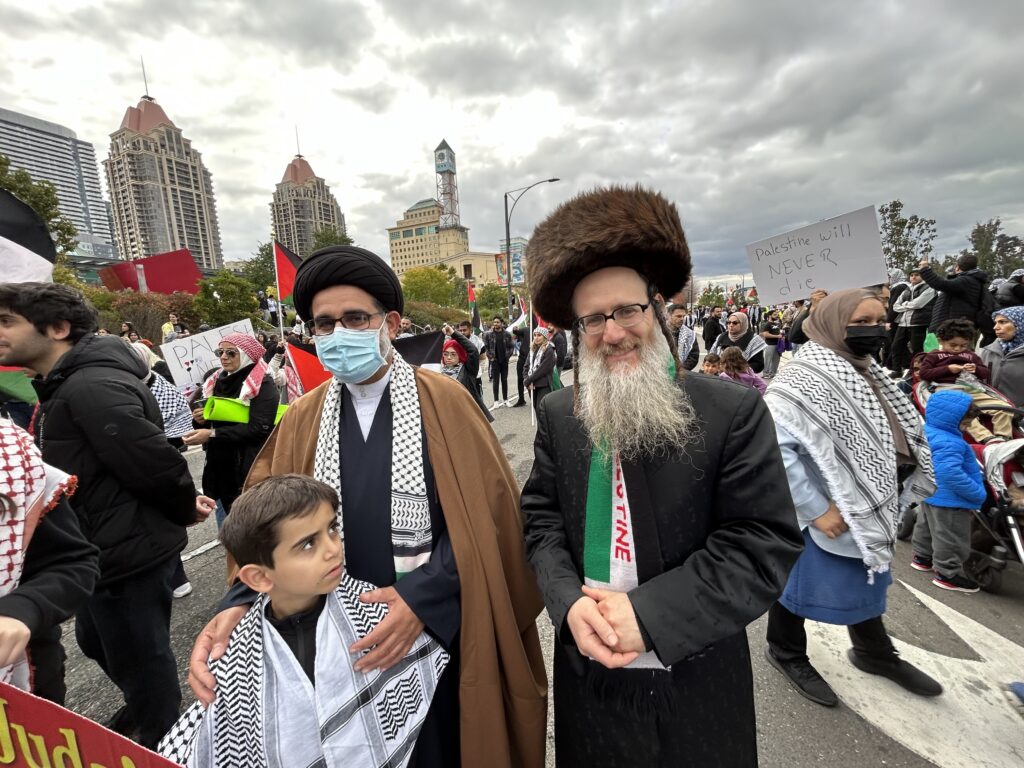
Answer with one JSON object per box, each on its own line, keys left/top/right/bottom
{"left": 526, "top": 185, "right": 691, "bottom": 329}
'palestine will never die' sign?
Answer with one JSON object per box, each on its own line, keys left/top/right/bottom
{"left": 745, "top": 206, "right": 887, "bottom": 306}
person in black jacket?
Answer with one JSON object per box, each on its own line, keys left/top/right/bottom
{"left": 483, "top": 317, "right": 515, "bottom": 405}
{"left": 995, "top": 269, "right": 1024, "bottom": 308}
{"left": 0, "top": 420, "right": 98, "bottom": 702}
{"left": 523, "top": 326, "right": 558, "bottom": 414}
{"left": 522, "top": 186, "right": 802, "bottom": 767}
{"left": 918, "top": 255, "right": 990, "bottom": 337}
{"left": 440, "top": 324, "right": 493, "bottom": 422}
{"left": 701, "top": 305, "right": 725, "bottom": 352}
{"left": 0, "top": 282, "right": 211, "bottom": 748}
{"left": 512, "top": 322, "right": 531, "bottom": 407}
{"left": 183, "top": 332, "right": 279, "bottom": 524}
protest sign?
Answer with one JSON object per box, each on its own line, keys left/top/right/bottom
{"left": 160, "top": 319, "right": 254, "bottom": 395}
{"left": 0, "top": 680, "right": 179, "bottom": 767}
{"left": 745, "top": 206, "right": 887, "bottom": 306}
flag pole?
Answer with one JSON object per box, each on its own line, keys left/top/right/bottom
{"left": 529, "top": 297, "right": 536, "bottom": 427}
{"left": 272, "top": 241, "right": 286, "bottom": 340}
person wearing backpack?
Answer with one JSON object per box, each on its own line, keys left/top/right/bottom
{"left": 996, "top": 270, "right": 1024, "bottom": 309}
{"left": 918, "top": 256, "right": 994, "bottom": 346}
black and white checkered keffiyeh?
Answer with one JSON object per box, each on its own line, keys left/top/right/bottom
{"left": 148, "top": 372, "right": 193, "bottom": 438}
{"left": 314, "top": 352, "right": 432, "bottom": 578}
{"left": 765, "top": 342, "right": 935, "bottom": 581}
{"left": 159, "top": 573, "right": 449, "bottom": 768}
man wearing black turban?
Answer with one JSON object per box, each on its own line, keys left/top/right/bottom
{"left": 188, "top": 246, "right": 548, "bottom": 768}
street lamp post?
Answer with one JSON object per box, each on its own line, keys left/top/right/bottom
{"left": 504, "top": 178, "right": 560, "bottom": 322}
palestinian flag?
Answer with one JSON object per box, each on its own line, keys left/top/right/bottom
{"left": 274, "top": 240, "right": 302, "bottom": 307}
{"left": 468, "top": 283, "right": 482, "bottom": 332}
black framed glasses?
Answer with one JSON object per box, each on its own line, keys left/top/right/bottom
{"left": 214, "top": 349, "right": 238, "bottom": 358}
{"left": 307, "top": 312, "right": 384, "bottom": 336}
{"left": 576, "top": 303, "right": 650, "bottom": 335}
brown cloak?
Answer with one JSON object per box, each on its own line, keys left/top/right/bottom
{"left": 246, "top": 367, "right": 548, "bottom": 768}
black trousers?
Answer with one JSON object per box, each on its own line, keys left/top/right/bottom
{"left": 74, "top": 555, "right": 182, "bottom": 749}
{"left": 27, "top": 623, "right": 67, "bottom": 704}
{"left": 766, "top": 602, "right": 895, "bottom": 663}
{"left": 491, "top": 360, "right": 509, "bottom": 401}
{"left": 891, "top": 325, "right": 927, "bottom": 374}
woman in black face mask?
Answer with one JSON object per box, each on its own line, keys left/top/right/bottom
{"left": 761, "top": 288, "right": 942, "bottom": 708}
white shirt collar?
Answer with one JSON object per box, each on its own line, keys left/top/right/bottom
{"left": 344, "top": 365, "right": 392, "bottom": 401}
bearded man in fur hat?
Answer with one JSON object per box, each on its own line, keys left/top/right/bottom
{"left": 188, "top": 245, "right": 547, "bottom": 768}
{"left": 521, "top": 186, "right": 803, "bottom": 767}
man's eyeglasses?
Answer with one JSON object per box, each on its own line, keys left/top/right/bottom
{"left": 214, "top": 349, "right": 238, "bottom": 358}
{"left": 575, "top": 303, "right": 649, "bottom": 335}
{"left": 307, "top": 312, "right": 384, "bottom": 336}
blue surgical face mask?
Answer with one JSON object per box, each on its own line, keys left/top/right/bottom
{"left": 315, "top": 323, "right": 390, "bottom": 383}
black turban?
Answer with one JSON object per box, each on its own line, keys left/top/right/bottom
{"left": 292, "top": 245, "right": 404, "bottom": 320}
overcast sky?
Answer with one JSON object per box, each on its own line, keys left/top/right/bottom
{"left": 2, "top": 0, "right": 1021, "bottom": 284}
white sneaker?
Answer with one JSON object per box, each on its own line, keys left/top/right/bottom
{"left": 172, "top": 582, "right": 193, "bottom": 599}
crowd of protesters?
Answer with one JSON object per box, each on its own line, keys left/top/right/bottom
{"left": 2, "top": 189, "right": 1024, "bottom": 768}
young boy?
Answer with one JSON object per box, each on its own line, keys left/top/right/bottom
{"left": 912, "top": 391, "right": 988, "bottom": 593}
{"left": 702, "top": 352, "right": 723, "bottom": 376}
{"left": 160, "top": 475, "right": 449, "bottom": 768}
{"left": 918, "top": 318, "right": 1014, "bottom": 442}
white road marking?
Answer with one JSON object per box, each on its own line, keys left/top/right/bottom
{"left": 806, "top": 580, "right": 1024, "bottom": 768}
{"left": 181, "top": 539, "right": 221, "bottom": 562}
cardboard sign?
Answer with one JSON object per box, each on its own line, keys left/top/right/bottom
{"left": 160, "top": 319, "right": 255, "bottom": 395}
{"left": 745, "top": 206, "right": 887, "bottom": 306}
{"left": 0, "top": 681, "right": 180, "bottom": 767}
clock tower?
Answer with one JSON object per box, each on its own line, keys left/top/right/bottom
{"left": 434, "top": 139, "right": 461, "bottom": 229}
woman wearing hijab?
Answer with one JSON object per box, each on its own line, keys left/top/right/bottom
{"left": 182, "top": 333, "right": 279, "bottom": 524}
{"left": 523, "top": 326, "right": 558, "bottom": 415}
{"left": 710, "top": 311, "right": 767, "bottom": 372}
{"left": 763, "top": 288, "right": 942, "bottom": 707}
{"left": 439, "top": 323, "right": 493, "bottom": 422}
{"left": 981, "top": 306, "right": 1024, "bottom": 407}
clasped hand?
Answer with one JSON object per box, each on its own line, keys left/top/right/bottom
{"left": 566, "top": 586, "right": 645, "bottom": 669}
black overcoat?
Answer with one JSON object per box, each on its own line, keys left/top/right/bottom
{"left": 521, "top": 374, "right": 803, "bottom": 767}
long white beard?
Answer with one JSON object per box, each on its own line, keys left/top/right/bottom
{"left": 577, "top": 334, "right": 699, "bottom": 460}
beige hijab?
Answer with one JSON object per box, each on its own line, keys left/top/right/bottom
{"left": 804, "top": 288, "right": 913, "bottom": 463}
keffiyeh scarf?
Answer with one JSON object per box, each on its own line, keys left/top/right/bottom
{"left": 315, "top": 352, "right": 432, "bottom": 577}
{"left": 675, "top": 325, "right": 696, "bottom": 363}
{"left": 710, "top": 332, "right": 767, "bottom": 362}
{"left": 159, "top": 574, "right": 449, "bottom": 768}
{"left": 148, "top": 372, "right": 194, "bottom": 438}
{"left": 765, "top": 342, "right": 935, "bottom": 580}
{"left": 203, "top": 333, "right": 270, "bottom": 404}
{"left": 0, "top": 420, "right": 75, "bottom": 689}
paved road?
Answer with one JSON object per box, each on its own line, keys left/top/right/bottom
{"left": 61, "top": 355, "right": 1024, "bottom": 767}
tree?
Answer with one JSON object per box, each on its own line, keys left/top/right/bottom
{"left": 877, "top": 200, "right": 936, "bottom": 274}
{"left": 0, "top": 152, "right": 78, "bottom": 255}
{"left": 476, "top": 283, "right": 510, "bottom": 321}
{"left": 309, "top": 225, "right": 353, "bottom": 256}
{"left": 401, "top": 267, "right": 459, "bottom": 307}
{"left": 241, "top": 241, "right": 276, "bottom": 295}
{"left": 959, "top": 219, "right": 1024, "bottom": 277}
{"left": 193, "top": 270, "right": 260, "bottom": 327}
{"left": 697, "top": 284, "right": 727, "bottom": 308}
{"left": 437, "top": 265, "right": 469, "bottom": 310}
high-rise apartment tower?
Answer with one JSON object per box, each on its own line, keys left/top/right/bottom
{"left": 104, "top": 95, "right": 222, "bottom": 269}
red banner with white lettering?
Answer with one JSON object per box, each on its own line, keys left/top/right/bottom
{"left": 0, "top": 681, "right": 180, "bottom": 767}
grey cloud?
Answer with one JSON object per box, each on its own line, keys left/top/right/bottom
{"left": 57, "top": 0, "right": 372, "bottom": 71}
{"left": 333, "top": 83, "right": 399, "bottom": 114}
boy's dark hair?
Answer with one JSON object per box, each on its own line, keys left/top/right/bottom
{"left": 935, "top": 317, "right": 977, "bottom": 341}
{"left": 957, "top": 254, "right": 979, "bottom": 271}
{"left": 0, "top": 282, "right": 97, "bottom": 343}
{"left": 703, "top": 353, "right": 721, "bottom": 364}
{"left": 220, "top": 474, "right": 339, "bottom": 568}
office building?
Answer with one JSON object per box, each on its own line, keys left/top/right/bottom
{"left": 271, "top": 154, "right": 346, "bottom": 258}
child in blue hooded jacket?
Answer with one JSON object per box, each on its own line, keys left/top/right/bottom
{"left": 912, "top": 390, "right": 988, "bottom": 593}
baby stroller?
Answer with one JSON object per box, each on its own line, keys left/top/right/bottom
{"left": 898, "top": 383, "right": 1024, "bottom": 593}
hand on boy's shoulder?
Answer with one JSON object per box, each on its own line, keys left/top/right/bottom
{"left": 350, "top": 587, "right": 425, "bottom": 673}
